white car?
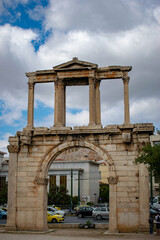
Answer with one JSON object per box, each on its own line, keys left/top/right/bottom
{"left": 92, "top": 207, "right": 109, "bottom": 220}
{"left": 47, "top": 207, "right": 65, "bottom": 217}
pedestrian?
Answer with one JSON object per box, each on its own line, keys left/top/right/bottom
{"left": 155, "top": 213, "right": 160, "bottom": 235}
{"left": 148, "top": 214, "right": 154, "bottom": 234}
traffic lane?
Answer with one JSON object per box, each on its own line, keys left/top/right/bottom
{"left": 0, "top": 219, "right": 6, "bottom": 224}
{"left": 0, "top": 215, "right": 109, "bottom": 225}
{"left": 63, "top": 215, "right": 109, "bottom": 224}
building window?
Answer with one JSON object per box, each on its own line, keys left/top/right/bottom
{"left": 49, "top": 175, "right": 56, "bottom": 191}
{"left": 0, "top": 177, "right": 6, "bottom": 191}
{"left": 60, "top": 175, "right": 67, "bottom": 188}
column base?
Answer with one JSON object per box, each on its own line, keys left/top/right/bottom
{"left": 106, "top": 228, "right": 119, "bottom": 234}
{"left": 74, "top": 125, "right": 102, "bottom": 130}
{"left": 51, "top": 126, "right": 72, "bottom": 131}
{"left": 5, "top": 225, "right": 17, "bottom": 231}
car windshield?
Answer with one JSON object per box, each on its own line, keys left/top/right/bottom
{"left": 48, "top": 211, "right": 56, "bottom": 216}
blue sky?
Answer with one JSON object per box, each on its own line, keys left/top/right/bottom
{"left": 0, "top": 0, "right": 160, "bottom": 155}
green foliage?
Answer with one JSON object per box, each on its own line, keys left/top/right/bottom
{"left": 85, "top": 220, "right": 92, "bottom": 226}
{"left": 48, "top": 184, "right": 70, "bottom": 206}
{"left": 99, "top": 184, "right": 109, "bottom": 203}
{"left": 135, "top": 143, "right": 160, "bottom": 177}
{"left": 72, "top": 196, "right": 79, "bottom": 206}
{"left": 87, "top": 201, "right": 94, "bottom": 206}
{"left": 0, "top": 183, "right": 8, "bottom": 205}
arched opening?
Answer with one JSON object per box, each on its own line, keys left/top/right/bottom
{"left": 37, "top": 140, "right": 118, "bottom": 231}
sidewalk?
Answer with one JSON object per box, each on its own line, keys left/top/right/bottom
{"left": 0, "top": 228, "right": 160, "bottom": 240}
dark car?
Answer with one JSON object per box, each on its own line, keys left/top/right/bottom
{"left": 76, "top": 206, "right": 94, "bottom": 218}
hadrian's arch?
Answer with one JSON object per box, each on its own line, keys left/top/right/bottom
{"left": 6, "top": 58, "right": 154, "bottom": 233}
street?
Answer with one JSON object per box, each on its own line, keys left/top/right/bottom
{"left": 0, "top": 215, "right": 109, "bottom": 225}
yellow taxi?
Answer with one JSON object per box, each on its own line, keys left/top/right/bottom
{"left": 73, "top": 205, "right": 88, "bottom": 211}
{"left": 47, "top": 211, "right": 64, "bottom": 223}
{"left": 48, "top": 204, "right": 61, "bottom": 210}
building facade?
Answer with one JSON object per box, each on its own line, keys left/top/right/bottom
{"left": 49, "top": 160, "right": 100, "bottom": 204}
{"left": 150, "top": 134, "right": 160, "bottom": 196}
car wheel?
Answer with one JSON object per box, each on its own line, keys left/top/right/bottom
{"left": 2, "top": 215, "right": 7, "bottom": 219}
{"left": 78, "top": 213, "right": 83, "bottom": 218}
{"left": 51, "top": 218, "right": 57, "bottom": 223}
{"left": 96, "top": 214, "right": 102, "bottom": 220}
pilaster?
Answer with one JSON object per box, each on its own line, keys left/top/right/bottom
{"left": 5, "top": 137, "right": 19, "bottom": 231}
{"left": 108, "top": 176, "right": 118, "bottom": 233}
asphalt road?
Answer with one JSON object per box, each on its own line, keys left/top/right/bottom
{"left": 0, "top": 215, "right": 109, "bottom": 225}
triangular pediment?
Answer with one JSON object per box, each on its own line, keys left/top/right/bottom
{"left": 53, "top": 57, "right": 98, "bottom": 71}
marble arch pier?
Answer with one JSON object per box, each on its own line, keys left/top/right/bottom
{"left": 6, "top": 58, "right": 153, "bottom": 232}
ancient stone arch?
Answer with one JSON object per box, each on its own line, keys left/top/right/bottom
{"left": 40, "top": 140, "right": 116, "bottom": 177}
{"left": 6, "top": 58, "right": 154, "bottom": 232}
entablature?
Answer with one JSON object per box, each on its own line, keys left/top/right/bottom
{"left": 25, "top": 58, "right": 132, "bottom": 85}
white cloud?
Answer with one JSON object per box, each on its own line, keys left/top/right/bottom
{"left": 130, "top": 97, "right": 160, "bottom": 125}
{"left": 44, "top": 0, "right": 155, "bottom": 33}
{"left": 0, "top": 0, "right": 160, "bottom": 135}
{"left": 0, "top": 133, "right": 11, "bottom": 156}
{"left": 67, "top": 110, "right": 89, "bottom": 126}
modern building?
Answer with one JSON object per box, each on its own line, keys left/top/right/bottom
{"left": 0, "top": 151, "right": 8, "bottom": 191}
{"left": 48, "top": 160, "right": 100, "bottom": 204}
{"left": 150, "top": 134, "right": 160, "bottom": 196}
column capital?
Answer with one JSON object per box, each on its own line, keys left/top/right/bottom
{"left": 7, "top": 144, "right": 19, "bottom": 153}
{"left": 122, "top": 76, "right": 130, "bottom": 84}
{"left": 95, "top": 78, "right": 101, "bottom": 85}
{"left": 108, "top": 176, "right": 118, "bottom": 185}
{"left": 89, "top": 77, "right": 95, "bottom": 85}
{"left": 28, "top": 82, "right": 35, "bottom": 89}
{"left": 35, "top": 176, "right": 48, "bottom": 185}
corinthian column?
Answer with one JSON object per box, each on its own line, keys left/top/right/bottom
{"left": 54, "top": 82, "right": 58, "bottom": 126}
{"left": 56, "top": 79, "right": 65, "bottom": 126}
{"left": 27, "top": 81, "right": 34, "bottom": 129}
{"left": 122, "top": 74, "right": 130, "bottom": 125}
{"left": 95, "top": 79, "right": 101, "bottom": 125}
{"left": 89, "top": 77, "right": 96, "bottom": 126}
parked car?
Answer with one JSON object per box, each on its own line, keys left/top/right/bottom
{"left": 92, "top": 207, "right": 109, "bottom": 220}
{"left": 0, "top": 209, "right": 7, "bottom": 219}
{"left": 47, "top": 207, "right": 65, "bottom": 217}
{"left": 47, "top": 211, "right": 64, "bottom": 223}
{"left": 74, "top": 205, "right": 88, "bottom": 211}
{"left": 76, "top": 206, "right": 94, "bottom": 218}
{"left": 52, "top": 204, "right": 61, "bottom": 210}
{"left": 153, "top": 196, "right": 160, "bottom": 210}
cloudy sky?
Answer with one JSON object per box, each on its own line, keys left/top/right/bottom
{"left": 0, "top": 0, "right": 160, "bottom": 155}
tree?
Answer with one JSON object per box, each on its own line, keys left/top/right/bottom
{"left": 99, "top": 184, "right": 109, "bottom": 203}
{"left": 135, "top": 143, "right": 160, "bottom": 177}
{"left": 135, "top": 143, "right": 160, "bottom": 199}
{"left": 48, "top": 184, "right": 70, "bottom": 206}
{"left": 0, "top": 183, "right": 8, "bottom": 205}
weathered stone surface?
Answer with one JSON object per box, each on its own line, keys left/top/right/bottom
{"left": 6, "top": 59, "right": 154, "bottom": 233}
